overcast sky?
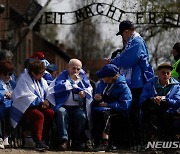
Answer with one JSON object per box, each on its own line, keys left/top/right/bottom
{"left": 38, "top": 0, "right": 140, "bottom": 50}
{"left": 37, "top": 0, "right": 180, "bottom": 65}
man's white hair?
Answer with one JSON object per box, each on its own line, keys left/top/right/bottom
{"left": 68, "top": 59, "right": 82, "bottom": 67}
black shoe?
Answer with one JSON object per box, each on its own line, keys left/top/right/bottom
{"left": 35, "top": 140, "right": 49, "bottom": 151}
{"left": 59, "top": 140, "right": 68, "bottom": 151}
{"left": 71, "top": 143, "right": 85, "bottom": 151}
{"left": 94, "top": 144, "right": 108, "bottom": 152}
{"left": 109, "top": 145, "right": 118, "bottom": 151}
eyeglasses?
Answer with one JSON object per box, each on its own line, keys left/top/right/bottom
{"left": 3, "top": 72, "right": 12, "bottom": 76}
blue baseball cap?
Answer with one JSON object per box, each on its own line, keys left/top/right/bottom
{"left": 96, "top": 64, "right": 119, "bottom": 78}
{"left": 46, "top": 64, "right": 58, "bottom": 71}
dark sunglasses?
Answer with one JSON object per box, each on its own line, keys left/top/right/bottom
{"left": 3, "top": 72, "right": 12, "bottom": 76}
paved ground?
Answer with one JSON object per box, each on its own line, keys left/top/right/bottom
{"left": 0, "top": 148, "right": 140, "bottom": 154}
{"left": 0, "top": 140, "right": 179, "bottom": 154}
{"left": 0, "top": 146, "right": 139, "bottom": 154}
{"left": 0, "top": 147, "right": 179, "bottom": 154}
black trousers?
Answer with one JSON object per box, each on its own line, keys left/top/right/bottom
{"left": 109, "top": 113, "right": 131, "bottom": 147}
{"left": 92, "top": 110, "right": 111, "bottom": 146}
{"left": 142, "top": 99, "right": 175, "bottom": 141}
{"left": 92, "top": 109, "right": 127, "bottom": 147}
{"left": 129, "top": 88, "right": 143, "bottom": 144}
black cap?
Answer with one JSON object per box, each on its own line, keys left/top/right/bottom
{"left": 116, "top": 20, "right": 135, "bottom": 36}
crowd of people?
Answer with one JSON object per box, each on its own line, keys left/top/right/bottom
{"left": 0, "top": 20, "right": 179, "bottom": 152}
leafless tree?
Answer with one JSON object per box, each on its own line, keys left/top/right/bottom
{"left": 66, "top": 0, "right": 115, "bottom": 71}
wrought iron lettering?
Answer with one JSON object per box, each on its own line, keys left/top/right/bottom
{"left": 37, "top": 3, "right": 180, "bottom": 27}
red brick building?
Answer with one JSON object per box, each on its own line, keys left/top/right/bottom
{"left": 0, "top": 0, "right": 70, "bottom": 76}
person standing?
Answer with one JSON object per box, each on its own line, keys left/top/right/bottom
{"left": 171, "top": 42, "right": 180, "bottom": 81}
{"left": 105, "top": 20, "right": 154, "bottom": 145}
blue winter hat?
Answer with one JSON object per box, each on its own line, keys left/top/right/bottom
{"left": 96, "top": 64, "right": 119, "bottom": 78}
{"left": 46, "top": 64, "right": 58, "bottom": 71}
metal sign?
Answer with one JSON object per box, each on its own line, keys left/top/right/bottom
{"left": 38, "top": 3, "right": 180, "bottom": 27}
{"left": 25, "top": 1, "right": 42, "bottom": 23}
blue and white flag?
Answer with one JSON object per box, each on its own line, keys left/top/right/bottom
{"left": 43, "top": 70, "right": 55, "bottom": 85}
{"left": 46, "top": 69, "right": 93, "bottom": 137}
{"left": 10, "top": 69, "right": 49, "bottom": 128}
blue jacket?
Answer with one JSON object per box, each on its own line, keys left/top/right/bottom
{"left": 93, "top": 74, "right": 132, "bottom": 117}
{"left": 49, "top": 70, "right": 93, "bottom": 111}
{"left": 0, "top": 80, "right": 16, "bottom": 119}
{"left": 140, "top": 77, "right": 180, "bottom": 114}
{"left": 111, "top": 33, "right": 152, "bottom": 89}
